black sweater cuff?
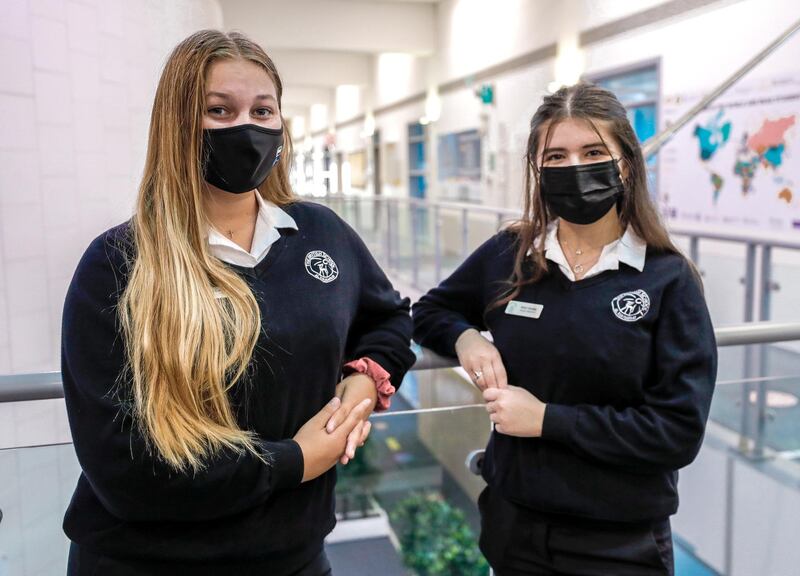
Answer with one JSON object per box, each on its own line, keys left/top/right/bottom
{"left": 444, "top": 321, "right": 479, "bottom": 356}
{"left": 541, "top": 403, "right": 578, "bottom": 443}
{"left": 267, "top": 439, "right": 305, "bottom": 490}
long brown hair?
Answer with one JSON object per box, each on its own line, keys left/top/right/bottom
{"left": 118, "top": 30, "right": 295, "bottom": 472}
{"left": 493, "top": 81, "right": 682, "bottom": 310}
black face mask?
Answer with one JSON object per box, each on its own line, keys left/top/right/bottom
{"left": 540, "top": 159, "right": 625, "bottom": 225}
{"left": 202, "top": 124, "right": 284, "bottom": 194}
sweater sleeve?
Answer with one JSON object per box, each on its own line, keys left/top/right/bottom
{"left": 541, "top": 258, "right": 718, "bottom": 473}
{"left": 412, "top": 234, "right": 503, "bottom": 357}
{"left": 343, "top": 225, "right": 416, "bottom": 389}
{"left": 61, "top": 231, "right": 304, "bottom": 523}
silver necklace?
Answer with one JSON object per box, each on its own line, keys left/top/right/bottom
{"left": 559, "top": 237, "right": 606, "bottom": 275}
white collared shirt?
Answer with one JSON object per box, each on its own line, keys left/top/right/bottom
{"left": 207, "top": 192, "right": 298, "bottom": 268}
{"left": 540, "top": 220, "right": 647, "bottom": 281}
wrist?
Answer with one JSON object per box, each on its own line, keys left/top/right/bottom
{"left": 342, "top": 373, "right": 378, "bottom": 407}
{"left": 455, "top": 328, "right": 480, "bottom": 350}
{"left": 343, "top": 357, "right": 394, "bottom": 411}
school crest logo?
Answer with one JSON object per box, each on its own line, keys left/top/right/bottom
{"left": 305, "top": 250, "right": 339, "bottom": 283}
{"left": 611, "top": 289, "right": 650, "bottom": 322}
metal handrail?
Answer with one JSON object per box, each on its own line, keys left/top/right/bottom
{"left": 714, "top": 321, "right": 800, "bottom": 348}
{"left": 2, "top": 321, "right": 800, "bottom": 403}
{"left": 0, "top": 371, "right": 63, "bottom": 403}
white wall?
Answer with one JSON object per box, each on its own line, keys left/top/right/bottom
{"left": 584, "top": 0, "right": 798, "bottom": 96}
{"left": 222, "top": 0, "right": 437, "bottom": 54}
{"left": 0, "top": 0, "right": 224, "bottom": 376}
{"left": 436, "top": 0, "right": 676, "bottom": 84}
{"left": 373, "top": 52, "right": 429, "bottom": 110}
{"left": 436, "top": 0, "right": 559, "bottom": 83}
{"left": 0, "top": 1, "right": 225, "bottom": 572}
{"left": 369, "top": 0, "right": 675, "bottom": 106}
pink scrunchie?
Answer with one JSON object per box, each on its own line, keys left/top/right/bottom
{"left": 342, "top": 357, "right": 395, "bottom": 412}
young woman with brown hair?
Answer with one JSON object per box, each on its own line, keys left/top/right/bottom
{"left": 413, "top": 82, "right": 717, "bottom": 576}
{"left": 62, "top": 30, "right": 414, "bottom": 575}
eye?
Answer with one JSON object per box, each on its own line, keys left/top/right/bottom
{"left": 253, "top": 107, "right": 274, "bottom": 117}
{"left": 207, "top": 106, "right": 226, "bottom": 116}
{"left": 544, "top": 152, "right": 564, "bottom": 162}
{"left": 587, "top": 149, "right": 608, "bottom": 157}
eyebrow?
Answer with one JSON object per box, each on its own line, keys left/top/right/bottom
{"left": 206, "top": 91, "right": 277, "bottom": 102}
{"left": 542, "top": 142, "right": 609, "bottom": 154}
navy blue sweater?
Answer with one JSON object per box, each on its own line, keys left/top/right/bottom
{"left": 61, "top": 201, "right": 415, "bottom": 574}
{"left": 413, "top": 230, "right": 717, "bottom": 523}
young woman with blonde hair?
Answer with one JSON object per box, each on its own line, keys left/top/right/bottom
{"left": 62, "top": 29, "right": 414, "bottom": 575}
{"left": 413, "top": 82, "right": 717, "bottom": 575}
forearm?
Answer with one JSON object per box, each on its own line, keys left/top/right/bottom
{"left": 339, "top": 373, "right": 378, "bottom": 409}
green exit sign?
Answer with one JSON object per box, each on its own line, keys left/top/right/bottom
{"left": 477, "top": 84, "right": 494, "bottom": 105}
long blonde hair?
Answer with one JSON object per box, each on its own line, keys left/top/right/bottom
{"left": 118, "top": 30, "right": 295, "bottom": 472}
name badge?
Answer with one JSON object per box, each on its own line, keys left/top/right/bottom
{"left": 505, "top": 300, "right": 543, "bottom": 319}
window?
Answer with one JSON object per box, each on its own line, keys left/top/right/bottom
{"left": 585, "top": 62, "right": 660, "bottom": 195}
{"left": 408, "top": 122, "right": 427, "bottom": 198}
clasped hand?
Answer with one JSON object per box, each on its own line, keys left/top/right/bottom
{"left": 293, "top": 374, "right": 376, "bottom": 483}
{"left": 455, "top": 329, "right": 546, "bottom": 437}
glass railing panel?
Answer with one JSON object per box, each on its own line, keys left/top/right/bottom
{"left": 2, "top": 365, "right": 799, "bottom": 575}
{"left": 0, "top": 398, "right": 71, "bottom": 451}
{"left": 332, "top": 402, "right": 492, "bottom": 576}
{"left": 709, "top": 341, "right": 800, "bottom": 455}
{"left": 408, "top": 204, "right": 438, "bottom": 289}
{"left": 767, "top": 246, "right": 800, "bottom": 324}
{"left": 673, "top": 374, "right": 800, "bottom": 576}
{"left": 694, "top": 239, "right": 750, "bottom": 326}
{"left": 352, "top": 197, "right": 384, "bottom": 256}
{"left": 426, "top": 206, "right": 474, "bottom": 285}
{"left": 0, "top": 442, "right": 79, "bottom": 575}
{"left": 310, "top": 196, "right": 386, "bottom": 266}
{"left": 716, "top": 342, "right": 800, "bottom": 382}
{"left": 0, "top": 407, "right": 493, "bottom": 576}
{"left": 710, "top": 374, "right": 800, "bottom": 456}
{"left": 383, "top": 202, "right": 425, "bottom": 287}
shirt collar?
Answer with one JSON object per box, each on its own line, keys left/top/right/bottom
{"left": 534, "top": 219, "right": 647, "bottom": 273}
{"left": 206, "top": 193, "right": 298, "bottom": 261}
{"left": 616, "top": 225, "right": 647, "bottom": 272}
{"left": 254, "top": 192, "right": 298, "bottom": 231}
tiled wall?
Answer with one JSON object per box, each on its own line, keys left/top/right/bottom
{"left": 0, "top": 1, "right": 223, "bottom": 573}
{"left": 0, "top": 0, "right": 223, "bottom": 376}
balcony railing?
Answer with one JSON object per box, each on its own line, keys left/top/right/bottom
{"left": 2, "top": 327, "right": 800, "bottom": 575}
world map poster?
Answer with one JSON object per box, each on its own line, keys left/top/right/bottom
{"left": 659, "top": 76, "right": 798, "bottom": 231}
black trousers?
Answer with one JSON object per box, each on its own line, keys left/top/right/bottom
{"left": 67, "top": 543, "right": 332, "bottom": 576}
{"left": 294, "top": 551, "right": 332, "bottom": 576}
{"left": 478, "top": 487, "right": 674, "bottom": 576}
